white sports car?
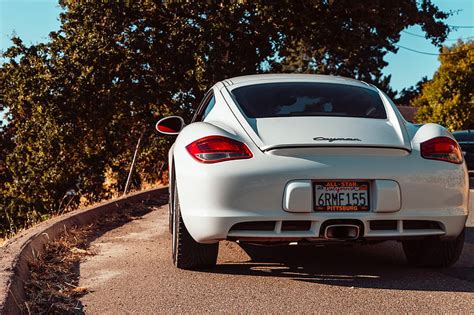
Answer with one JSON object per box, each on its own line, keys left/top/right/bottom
{"left": 156, "top": 74, "right": 469, "bottom": 270}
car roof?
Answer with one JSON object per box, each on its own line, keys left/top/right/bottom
{"left": 221, "top": 74, "right": 375, "bottom": 90}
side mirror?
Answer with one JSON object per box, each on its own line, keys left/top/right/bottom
{"left": 155, "top": 116, "right": 185, "bottom": 135}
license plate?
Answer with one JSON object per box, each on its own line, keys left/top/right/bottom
{"left": 314, "top": 181, "right": 369, "bottom": 211}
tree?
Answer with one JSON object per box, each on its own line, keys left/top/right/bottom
{"left": 267, "top": 0, "right": 449, "bottom": 96}
{"left": 0, "top": 0, "right": 452, "bottom": 237}
{"left": 414, "top": 40, "right": 474, "bottom": 131}
{"left": 395, "top": 77, "right": 428, "bottom": 106}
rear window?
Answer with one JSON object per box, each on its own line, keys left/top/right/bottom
{"left": 230, "top": 82, "right": 387, "bottom": 119}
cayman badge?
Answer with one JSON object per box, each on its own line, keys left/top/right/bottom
{"left": 313, "top": 137, "right": 362, "bottom": 142}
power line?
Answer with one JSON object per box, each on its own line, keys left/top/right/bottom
{"left": 448, "top": 25, "right": 474, "bottom": 29}
{"left": 395, "top": 44, "right": 474, "bottom": 56}
{"left": 402, "top": 30, "right": 474, "bottom": 41}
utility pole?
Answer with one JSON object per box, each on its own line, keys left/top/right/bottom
{"left": 123, "top": 127, "right": 145, "bottom": 196}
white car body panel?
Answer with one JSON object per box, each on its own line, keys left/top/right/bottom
{"left": 169, "top": 74, "right": 469, "bottom": 244}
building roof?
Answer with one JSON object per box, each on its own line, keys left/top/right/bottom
{"left": 397, "top": 106, "right": 418, "bottom": 122}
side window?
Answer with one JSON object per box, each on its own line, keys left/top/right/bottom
{"left": 193, "top": 92, "right": 215, "bottom": 122}
{"left": 201, "top": 96, "right": 216, "bottom": 121}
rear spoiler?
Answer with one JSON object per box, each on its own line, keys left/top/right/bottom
{"left": 262, "top": 144, "right": 412, "bottom": 152}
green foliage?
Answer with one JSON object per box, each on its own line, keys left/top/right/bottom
{"left": 0, "top": 1, "right": 451, "bottom": 237}
{"left": 267, "top": 0, "right": 449, "bottom": 97}
{"left": 414, "top": 40, "right": 474, "bottom": 131}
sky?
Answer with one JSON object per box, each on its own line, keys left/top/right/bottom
{"left": 0, "top": 0, "right": 473, "bottom": 93}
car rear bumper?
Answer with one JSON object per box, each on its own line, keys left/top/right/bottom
{"left": 175, "top": 147, "right": 469, "bottom": 244}
{"left": 183, "top": 208, "right": 467, "bottom": 243}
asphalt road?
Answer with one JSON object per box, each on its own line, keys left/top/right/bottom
{"left": 78, "top": 193, "right": 474, "bottom": 313}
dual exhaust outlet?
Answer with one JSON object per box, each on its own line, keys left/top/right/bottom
{"left": 323, "top": 224, "right": 360, "bottom": 240}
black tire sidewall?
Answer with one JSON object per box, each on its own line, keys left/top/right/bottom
{"left": 402, "top": 229, "right": 465, "bottom": 267}
{"left": 171, "top": 185, "right": 179, "bottom": 264}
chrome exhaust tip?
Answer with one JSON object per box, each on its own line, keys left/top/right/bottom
{"left": 324, "top": 224, "right": 360, "bottom": 240}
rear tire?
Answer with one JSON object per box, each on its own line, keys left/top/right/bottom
{"left": 168, "top": 168, "right": 175, "bottom": 234}
{"left": 168, "top": 190, "right": 173, "bottom": 234}
{"left": 172, "top": 185, "right": 218, "bottom": 270}
{"left": 402, "top": 229, "right": 465, "bottom": 268}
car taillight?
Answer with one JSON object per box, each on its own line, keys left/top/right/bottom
{"left": 186, "top": 136, "right": 253, "bottom": 163}
{"left": 420, "top": 136, "right": 463, "bottom": 164}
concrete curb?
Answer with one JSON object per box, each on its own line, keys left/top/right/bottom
{"left": 0, "top": 187, "right": 167, "bottom": 314}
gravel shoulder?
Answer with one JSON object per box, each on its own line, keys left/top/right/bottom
{"left": 78, "top": 193, "right": 474, "bottom": 313}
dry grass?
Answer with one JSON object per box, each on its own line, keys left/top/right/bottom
{"left": 24, "top": 225, "right": 95, "bottom": 314}
{"left": 23, "top": 198, "right": 167, "bottom": 314}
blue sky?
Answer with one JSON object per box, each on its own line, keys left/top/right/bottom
{"left": 0, "top": 0, "right": 473, "bottom": 93}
